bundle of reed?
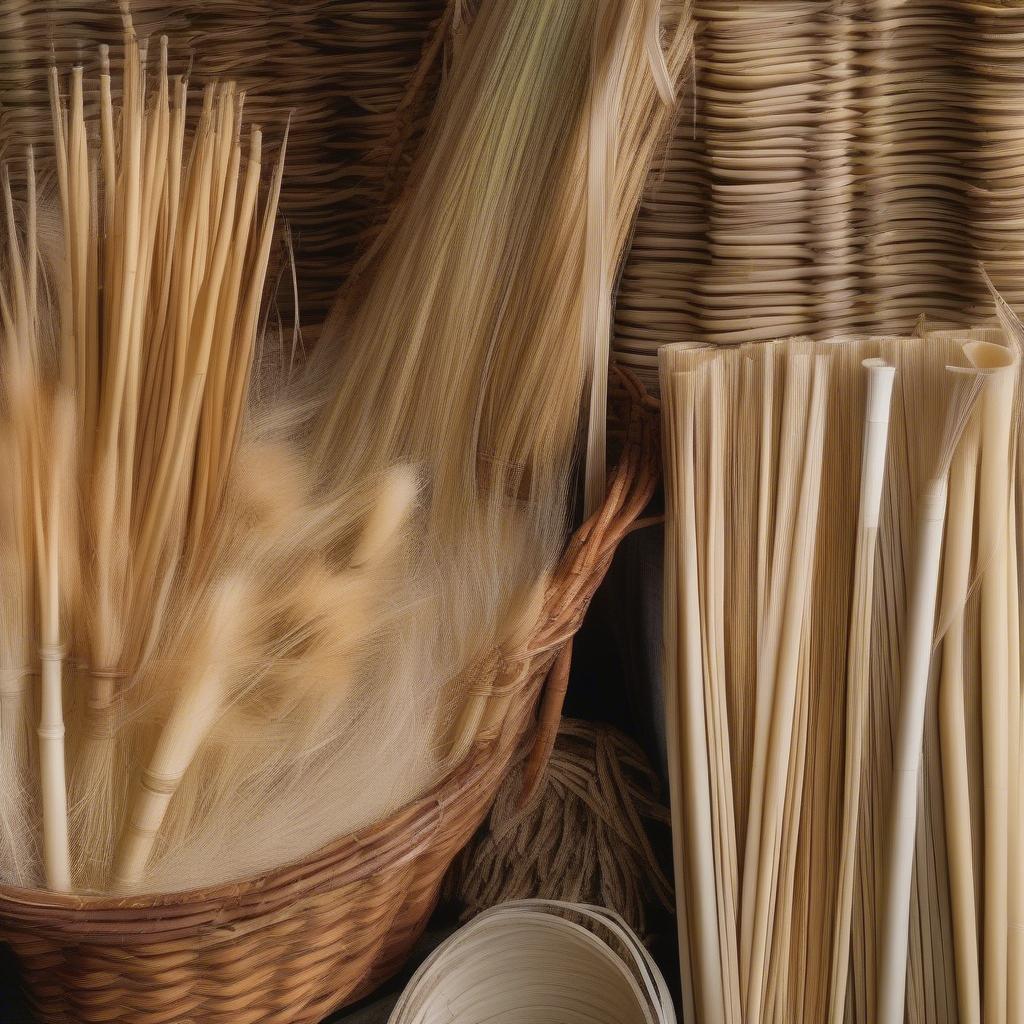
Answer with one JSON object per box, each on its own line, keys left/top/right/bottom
{"left": 660, "top": 304, "right": 1021, "bottom": 1023}
{"left": 0, "top": 0, "right": 449, "bottom": 330}
{"left": 0, "top": 26, "right": 436, "bottom": 899}
{"left": 615, "top": 1, "right": 1024, "bottom": 388}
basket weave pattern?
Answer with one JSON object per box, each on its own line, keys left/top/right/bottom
{"left": 613, "top": 0, "right": 1024, "bottom": 387}
{"left": 0, "top": 373, "right": 658, "bottom": 1024}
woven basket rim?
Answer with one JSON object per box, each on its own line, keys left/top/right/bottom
{"left": 0, "top": 366, "right": 658, "bottom": 925}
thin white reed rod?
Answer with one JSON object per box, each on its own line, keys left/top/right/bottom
{"left": 47, "top": 68, "right": 74, "bottom": 392}
{"left": 828, "top": 358, "right": 895, "bottom": 1024}
{"left": 876, "top": 369, "right": 986, "bottom": 1024}
{"left": 136, "top": 91, "right": 213, "bottom": 531}
{"left": 219, "top": 121, "right": 288, "bottom": 473}
{"left": 745, "top": 353, "right": 829, "bottom": 1024}
{"left": 96, "top": 35, "right": 144, "bottom": 466}
{"left": 935, "top": 410, "right": 981, "bottom": 1024}
{"left": 134, "top": 73, "right": 187, "bottom": 509}
{"left": 37, "top": 643, "right": 69, "bottom": 893}
{"left": 118, "top": 37, "right": 171, "bottom": 530}
{"left": 702, "top": 358, "right": 741, "bottom": 1024}
{"left": 84, "top": 148, "right": 100, "bottom": 467}
{"left": 182, "top": 119, "right": 246, "bottom": 542}
{"left": 196, "top": 125, "right": 263, "bottom": 517}
{"left": 978, "top": 281, "right": 1024, "bottom": 1024}
{"left": 68, "top": 67, "right": 90, "bottom": 434}
{"left": 755, "top": 353, "right": 775, "bottom": 658}
{"left": 670, "top": 367, "right": 726, "bottom": 1023}
{"left": 25, "top": 147, "right": 36, "bottom": 328}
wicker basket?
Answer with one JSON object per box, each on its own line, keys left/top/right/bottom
{"left": 0, "top": 370, "right": 658, "bottom": 1024}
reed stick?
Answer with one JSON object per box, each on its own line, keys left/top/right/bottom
{"left": 828, "top": 357, "right": 895, "bottom": 1024}
{"left": 700, "top": 357, "right": 741, "bottom": 1024}
{"left": 741, "top": 349, "right": 813, "bottom": 1007}
{"left": 970, "top": 341, "right": 1017, "bottom": 1024}
{"left": 982, "top": 271, "right": 1024, "bottom": 1024}
{"left": 34, "top": 398, "right": 75, "bottom": 894}
{"left": 876, "top": 368, "right": 986, "bottom": 1024}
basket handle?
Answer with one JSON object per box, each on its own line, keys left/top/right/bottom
{"left": 517, "top": 638, "right": 573, "bottom": 808}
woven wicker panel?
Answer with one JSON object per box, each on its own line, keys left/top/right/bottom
{"left": 0, "top": 0, "right": 448, "bottom": 329}
{"left": 614, "top": 0, "right": 1024, "bottom": 386}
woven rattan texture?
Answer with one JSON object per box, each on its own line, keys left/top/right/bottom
{"left": 0, "top": 0, "right": 447, "bottom": 329}
{"left": 614, "top": 0, "right": 1024, "bottom": 386}
{"left": 0, "top": 375, "right": 658, "bottom": 1024}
